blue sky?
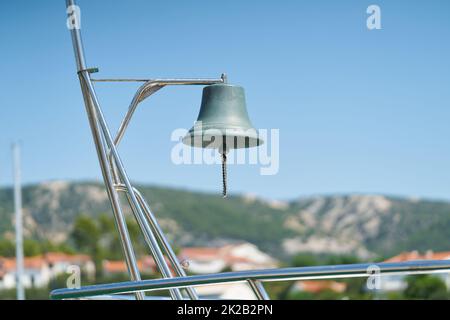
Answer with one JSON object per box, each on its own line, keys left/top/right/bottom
{"left": 0, "top": 0, "right": 449, "bottom": 200}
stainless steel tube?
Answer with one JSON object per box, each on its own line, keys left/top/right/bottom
{"left": 80, "top": 72, "right": 183, "bottom": 300}
{"left": 51, "top": 260, "right": 450, "bottom": 299}
{"left": 247, "top": 280, "right": 270, "bottom": 300}
{"left": 66, "top": 0, "right": 144, "bottom": 300}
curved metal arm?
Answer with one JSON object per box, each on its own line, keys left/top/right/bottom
{"left": 114, "top": 76, "right": 226, "bottom": 147}
{"left": 114, "top": 81, "right": 163, "bottom": 146}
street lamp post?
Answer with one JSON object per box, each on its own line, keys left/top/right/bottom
{"left": 12, "top": 143, "right": 25, "bottom": 301}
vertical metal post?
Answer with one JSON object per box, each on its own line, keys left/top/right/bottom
{"left": 66, "top": 0, "right": 144, "bottom": 300}
{"left": 12, "top": 143, "right": 25, "bottom": 301}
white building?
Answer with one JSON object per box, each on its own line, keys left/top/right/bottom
{"left": 195, "top": 283, "right": 259, "bottom": 300}
{"left": 0, "top": 252, "right": 95, "bottom": 289}
{"left": 220, "top": 242, "right": 278, "bottom": 271}
{"left": 179, "top": 242, "right": 278, "bottom": 274}
{"left": 45, "top": 252, "right": 95, "bottom": 280}
{"left": 177, "top": 242, "right": 278, "bottom": 299}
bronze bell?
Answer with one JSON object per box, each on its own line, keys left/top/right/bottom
{"left": 183, "top": 84, "right": 263, "bottom": 198}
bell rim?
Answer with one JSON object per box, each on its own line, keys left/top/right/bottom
{"left": 182, "top": 131, "right": 264, "bottom": 149}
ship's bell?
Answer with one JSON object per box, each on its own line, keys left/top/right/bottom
{"left": 182, "top": 84, "right": 263, "bottom": 151}
{"left": 182, "top": 84, "right": 263, "bottom": 198}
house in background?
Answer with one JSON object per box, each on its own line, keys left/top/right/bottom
{"left": 102, "top": 260, "right": 144, "bottom": 275}
{"left": 44, "top": 252, "right": 95, "bottom": 280}
{"left": 178, "top": 247, "right": 226, "bottom": 274}
{"left": 180, "top": 242, "right": 278, "bottom": 274}
{"left": 100, "top": 242, "right": 277, "bottom": 299}
{"left": 0, "top": 252, "right": 95, "bottom": 289}
{"left": 102, "top": 256, "right": 173, "bottom": 276}
{"left": 175, "top": 242, "right": 279, "bottom": 300}
{"left": 0, "top": 256, "right": 51, "bottom": 289}
{"left": 102, "top": 242, "right": 277, "bottom": 276}
{"left": 380, "top": 250, "right": 450, "bottom": 291}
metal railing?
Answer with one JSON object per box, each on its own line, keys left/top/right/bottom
{"left": 50, "top": 260, "right": 450, "bottom": 300}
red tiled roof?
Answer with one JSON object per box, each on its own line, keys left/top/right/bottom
{"left": 0, "top": 256, "right": 47, "bottom": 271}
{"left": 297, "top": 280, "right": 347, "bottom": 293}
{"left": 0, "top": 252, "right": 94, "bottom": 273}
{"left": 180, "top": 246, "right": 254, "bottom": 263}
{"left": 179, "top": 243, "right": 276, "bottom": 270}
{"left": 384, "top": 250, "right": 450, "bottom": 263}
{"left": 44, "top": 252, "right": 92, "bottom": 264}
{"left": 102, "top": 258, "right": 163, "bottom": 274}
{"left": 102, "top": 260, "right": 144, "bottom": 273}
{"left": 426, "top": 251, "right": 450, "bottom": 260}
{"left": 384, "top": 251, "right": 421, "bottom": 262}
{"left": 141, "top": 256, "right": 172, "bottom": 270}
{"left": 179, "top": 248, "right": 222, "bottom": 260}
{"left": 223, "top": 256, "right": 253, "bottom": 264}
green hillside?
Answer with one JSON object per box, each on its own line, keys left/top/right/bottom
{"left": 1, "top": 181, "right": 450, "bottom": 259}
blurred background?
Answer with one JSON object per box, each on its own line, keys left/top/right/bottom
{"left": 0, "top": 0, "right": 450, "bottom": 299}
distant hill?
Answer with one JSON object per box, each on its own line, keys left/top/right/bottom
{"left": 1, "top": 181, "right": 450, "bottom": 259}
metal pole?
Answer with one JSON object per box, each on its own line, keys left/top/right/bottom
{"left": 65, "top": 0, "right": 144, "bottom": 300}
{"left": 50, "top": 259, "right": 450, "bottom": 299}
{"left": 78, "top": 70, "right": 183, "bottom": 300}
{"left": 12, "top": 143, "right": 25, "bottom": 300}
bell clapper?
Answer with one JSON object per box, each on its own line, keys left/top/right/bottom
{"left": 221, "top": 152, "right": 227, "bottom": 198}
{"left": 220, "top": 142, "right": 228, "bottom": 198}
